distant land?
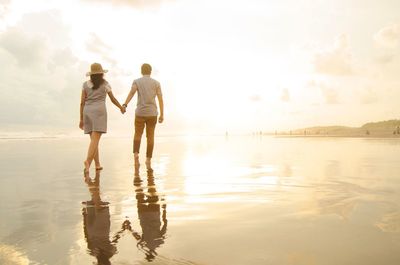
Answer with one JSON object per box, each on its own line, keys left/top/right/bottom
{"left": 275, "top": 119, "right": 400, "bottom": 137}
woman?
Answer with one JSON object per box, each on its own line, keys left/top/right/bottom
{"left": 79, "top": 63, "right": 125, "bottom": 175}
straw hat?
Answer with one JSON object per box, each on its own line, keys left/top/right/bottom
{"left": 86, "top": 63, "right": 108, "bottom": 76}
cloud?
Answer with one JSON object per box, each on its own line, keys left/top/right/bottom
{"left": 321, "top": 86, "right": 339, "bottom": 104}
{"left": 81, "top": 0, "right": 172, "bottom": 8}
{"left": 0, "top": 10, "right": 84, "bottom": 129}
{"left": 49, "top": 48, "right": 78, "bottom": 68}
{"left": 0, "top": 27, "right": 47, "bottom": 68}
{"left": 0, "top": 0, "right": 11, "bottom": 19}
{"left": 306, "top": 80, "right": 340, "bottom": 104}
{"left": 374, "top": 53, "right": 396, "bottom": 64}
{"left": 0, "top": 9, "right": 74, "bottom": 69}
{"left": 86, "top": 33, "right": 117, "bottom": 66}
{"left": 280, "top": 88, "right": 290, "bottom": 102}
{"left": 374, "top": 24, "right": 400, "bottom": 48}
{"left": 313, "top": 34, "right": 353, "bottom": 75}
{"left": 360, "top": 87, "right": 378, "bottom": 105}
{"left": 306, "top": 79, "right": 317, "bottom": 88}
{"left": 86, "top": 33, "right": 112, "bottom": 54}
{"left": 249, "top": 94, "right": 262, "bottom": 102}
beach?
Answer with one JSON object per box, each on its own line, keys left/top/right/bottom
{"left": 1, "top": 136, "right": 400, "bottom": 265}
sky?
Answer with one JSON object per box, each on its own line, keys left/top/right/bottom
{"left": 0, "top": 0, "right": 399, "bottom": 136}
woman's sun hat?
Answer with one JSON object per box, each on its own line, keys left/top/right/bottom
{"left": 86, "top": 63, "right": 108, "bottom": 76}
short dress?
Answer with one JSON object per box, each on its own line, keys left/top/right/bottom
{"left": 82, "top": 80, "right": 112, "bottom": 134}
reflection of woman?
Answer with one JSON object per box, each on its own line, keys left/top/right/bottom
{"left": 79, "top": 63, "right": 125, "bottom": 175}
{"left": 82, "top": 171, "right": 116, "bottom": 265}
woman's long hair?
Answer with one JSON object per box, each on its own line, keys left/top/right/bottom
{"left": 90, "top": 74, "right": 105, "bottom": 90}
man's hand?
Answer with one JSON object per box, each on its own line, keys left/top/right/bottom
{"left": 158, "top": 115, "right": 164, "bottom": 123}
{"left": 79, "top": 120, "right": 84, "bottom": 130}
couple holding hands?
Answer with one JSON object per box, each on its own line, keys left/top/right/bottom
{"left": 79, "top": 63, "right": 164, "bottom": 176}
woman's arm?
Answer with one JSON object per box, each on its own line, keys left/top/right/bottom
{"left": 107, "top": 91, "right": 125, "bottom": 113}
{"left": 79, "top": 90, "right": 86, "bottom": 129}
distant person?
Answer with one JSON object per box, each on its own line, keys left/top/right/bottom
{"left": 79, "top": 63, "right": 125, "bottom": 175}
{"left": 122, "top": 63, "right": 164, "bottom": 171}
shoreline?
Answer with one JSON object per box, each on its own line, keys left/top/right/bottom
{"left": 272, "top": 134, "right": 400, "bottom": 139}
{"left": 1, "top": 134, "right": 400, "bottom": 141}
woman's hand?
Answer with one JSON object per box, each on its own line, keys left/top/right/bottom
{"left": 79, "top": 120, "right": 84, "bottom": 130}
{"left": 158, "top": 115, "right": 164, "bottom": 123}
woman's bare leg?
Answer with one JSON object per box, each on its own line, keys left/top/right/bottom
{"left": 94, "top": 148, "right": 102, "bottom": 169}
{"left": 84, "top": 132, "right": 102, "bottom": 171}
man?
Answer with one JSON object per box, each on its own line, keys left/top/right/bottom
{"left": 122, "top": 63, "right": 164, "bottom": 170}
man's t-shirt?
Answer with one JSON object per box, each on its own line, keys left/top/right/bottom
{"left": 131, "top": 75, "right": 162, "bottom": 117}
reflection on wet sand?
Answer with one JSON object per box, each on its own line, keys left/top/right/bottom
{"left": 305, "top": 179, "right": 394, "bottom": 220}
{"left": 0, "top": 244, "right": 30, "bottom": 265}
{"left": 376, "top": 211, "right": 400, "bottom": 233}
{"left": 309, "top": 180, "right": 368, "bottom": 219}
{"left": 133, "top": 170, "right": 167, "bottom": 261}
{"left": 82, "top": 170, "right": 168, "bottom": 263}
{"left": 111, "top": 170, "right": 168, "bottom": 262}
{"left": 3, "top": 137, "right": 395, "bottom": 264}
{"left": 82, "top": 171, "right": 116, "bottom": 264}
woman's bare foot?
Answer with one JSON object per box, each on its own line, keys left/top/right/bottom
{"left": 83, "top": 161, "right": 90, "bottom": 175}
{"left": 95, "top": 165, "right": 103, "bottom": 171}
{"left": 84, "top": 175, "right": 91, "bottom": 183}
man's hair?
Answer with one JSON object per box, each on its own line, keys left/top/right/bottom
{"left": 141, "top": 63, "right": 152, "bottom": 75}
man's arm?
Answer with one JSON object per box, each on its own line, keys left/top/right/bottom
{"left": 123, "top": 83, "right": 137, "bottom": 108}
{"left": 157, "top": 94, "right": 164, "bottom": 123}
{"left": 157, "top": 83, "right": 164, "bottom": 123}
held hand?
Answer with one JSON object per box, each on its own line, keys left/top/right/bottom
{"left": 158, "top": 115, "right": 164, "bottom": 123}
{"left": 120, "top": 106, "right": 126, "bottom": 114}
{"left": 79, "top": 120, "right": 84, "bottom": 130}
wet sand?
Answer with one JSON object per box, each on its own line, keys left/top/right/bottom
{"left": 1, "top": 136, "right": 400, "bottom": 264}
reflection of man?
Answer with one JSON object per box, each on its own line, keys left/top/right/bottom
{"left": 134, "top": 171, "right": 168, "bottom": 261}
{"left": 107, "top": 171, "right": 168, "bottom": 261}
{"left": 82, "top": 171, "right": 116, "bottom": 265}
